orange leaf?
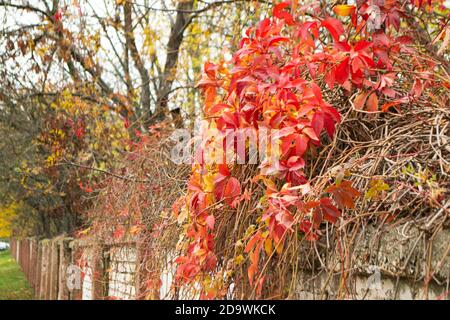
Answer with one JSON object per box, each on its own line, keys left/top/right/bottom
{"left": 366, "top": 93, "right": 379, "bottom": 112}
{"left": 245, "top": 232, "right": 263, "bottom": 253}
{"left": 333, "top": 5, "right": 356, "bottom": 17}
{"left": 381, "top": 100, "right": 402, "bottom": 112}
{"left": 353, "top": 91, "right": 370, "bottom": 110}
{"left": 248, "top": 263, "right": 257, "bottom": 286}
{"left": 248, "top": 243, "right": 262, "bottom": 285}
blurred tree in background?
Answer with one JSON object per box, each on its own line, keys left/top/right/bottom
{"left": 0, "top": 0, "right": 271, "bottom": 237}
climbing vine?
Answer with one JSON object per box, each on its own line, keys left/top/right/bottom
{"left": 172, "top": 0, "right": 446, "bottom": 299}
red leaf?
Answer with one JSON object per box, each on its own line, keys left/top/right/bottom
{"left": 256, "top": 18, "right": 271, "bottom": 38}
{"left": 113, "top": 226, "right": 125, "bottom": 240}
{"left": 322, "top": 113, "right": 336, "bottom": 137}
{"left": 273, "top": 2, "right": 295, "bottom": 25}
{"left": 208, "top": 103, "right": 231, "bottom": 114}
{"left": 53, "top": 9, "right": 63, "bottom": 22}
{"left": 205, "top": 215, "right": 215, "bottom": 230}
{"left": 268, "top": 36, "right": 290, "bottom": 48}
{"left": 204, "top": 62, "right": 218, "bottom": 78}
{"left": 325, "top": 180, "right": 360, "bottom": 209}
{"left": 204, "top": 253, "right": 217, "bottom": 271}
{"left": 299, "top": 220, "right": 318, "bottom": 241}
{"left": 335, "top": 57, "right": 350, "bottom": 85}
{"left": 302, "top": 127, "right": 319, "bottom": 141}
{"left": 316, "top": 198, "right": 341, "bottom": 224}
{"left": 321, "top": 17, "right": 344, "bottom": 42}
{"left": 311, "top": 112, "right": 324, "bottom": 137}
{"left": 275, "top": 211, "right": 295, "bottom": 230}
{"left": 354, "top": 40, "right": 372, "bottom": 52}
{"left": 410, "top": 79, "right": 423, "bottom": 97}
{"left": 224, "top": 177, "right": 241, "bottom": 207}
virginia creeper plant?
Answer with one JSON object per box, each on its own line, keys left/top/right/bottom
{"left": 171, "top": 0, "right": 445, "bottom": 299}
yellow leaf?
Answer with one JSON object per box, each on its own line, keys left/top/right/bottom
{"left": 333, "top": 5, "right": 356, "bottom": 17}
{"left": 177, "top": 207, "right": 188, "bottom": 224}
{"left": 130, "top": 225, "right": 141, "bottom": 235}
{"left": 203, "top": 173, "right": 215, "bottom": 193}
{"left": 264, "top": 238, "right": 272, "bottom": 255}
{"left": 234, "top": 255, "right": 245, "bottom": 265}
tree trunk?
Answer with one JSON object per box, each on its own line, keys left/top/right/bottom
{"left": 152, "top": 0, "right": 194, "bottom": 125}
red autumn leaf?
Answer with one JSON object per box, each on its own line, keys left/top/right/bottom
{"left": 256, "top": 18, "right": 271, "bottom": 38}
{"left": 268, "top": 36, "right": 290, "bottom": 48}
{"left": 354, "top": 40, "right": 372, "bottom": 52}
{"left": 273, "top": 2, "right": 295, "bottom": 25}
{"left": 335, "top": 57, "right": 350, "bottom": 84}
{"left": 299, "top": 220, "right": 318, "bottom": 241}
{"left": 216, "top": 164, "right": 230, "bottom": 182}
{"left": 75, "top": 126, "right": 84, "bottom": 139}
{"left": 256, "top": 275, "right": 266, "bottom": 298}
{"left": 208, "top": 103, "right": 232, "bottom": 115}
{"left": 322, "top": 115, "right": 334, "bottom": 137}
{"left": 280, "top": 133, "right": 309, "bottom": 158}
{"left": 113, "top": 226, "right": 125, "bottom": 240}
{"left": 274, "top": 210, "right": 296, "bottom": 232}
{"left": 204, "top": 253, "right": 217, "bottom": 271}
{"left": 79, "top": 182, "right": 93, "bottom": 193}
{"left": 325, "top": 180, "right": 360, "bottom": 209}
{"left": 204, "top": 61, "right": 218, "bottom": 78}
{"left": 205, "top": 215, "right": 215, "bottom": 230}
{"left": 313, "top": 198, "right": 341, "bottom": 225}
{"left": 223, "top": 177, "right": 241, "bottom": 207}
{"left": 410, "top": 79, "right": 424, "bottom": 97}
{"left": 311, "top": 111, "right": 324, "bottom": 137}
{"left": 321, "top": 17, "right": 344, "bottom": 42}
{"left": 302, "top": 126, "right": 319, "bottom": 141}
{"left": 54, "top": 9, "right": 63, "bottom": 22}
{"left": 123, "top": 118, "right": 130, "bottom": 129}
{"left": 241, "top": 188, "right": 251, "bottom": 202}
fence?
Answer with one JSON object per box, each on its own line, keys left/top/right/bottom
{"left": 9, "top": 220, "right": 450, "bottom": 300}
{"left": 9, "top": 237, "right": 146, "bottom": 300}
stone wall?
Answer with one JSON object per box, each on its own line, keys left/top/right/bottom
{"left": 10, "top": 224, "right": 449, "bottom": 300}
{"left": 293, "top": 223, "right": 449, "bottom": 300}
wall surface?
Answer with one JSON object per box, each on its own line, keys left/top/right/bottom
{"left": 10, "top": 228, "right": 449, "bottom": 300}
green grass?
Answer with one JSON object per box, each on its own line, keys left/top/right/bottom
{"left": 0, "top": 250, "right": 33, "bottom": 300}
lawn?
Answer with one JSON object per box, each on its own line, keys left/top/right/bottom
{"left": 0, "top": 250, "right": 33, "bottom": 299}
